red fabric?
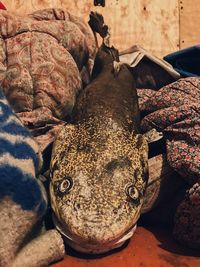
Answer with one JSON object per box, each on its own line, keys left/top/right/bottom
{"left": 138, "top": 77, "right": 200, "bottom": 184}
{"left": 0, "top": 2, "right": 6, "bottom": 9}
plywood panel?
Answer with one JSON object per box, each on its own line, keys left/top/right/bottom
{"left": 179, "top": 0, "right": 200, "bottom": 49}
{"left": 2, "top": 0, "right": 179, "bottom": 57}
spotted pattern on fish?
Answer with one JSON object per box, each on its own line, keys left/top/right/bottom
{"left": 50, "top": 46, "right": 148, "bottom": 253}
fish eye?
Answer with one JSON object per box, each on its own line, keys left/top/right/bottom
{"left": 54, "top": 176, "right": 73, "bottom": 196}
{"left": 59, "top": 179, "right": 71, "bottom": 193}
{"left": 125, "top": 183, "right": 140, "bottom": 204}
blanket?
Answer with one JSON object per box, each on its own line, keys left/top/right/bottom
{"left": 137, "top": 77, "right": 200, "bottom": 184}
{"left": 164, "top": 45, "right": 200, "bottom": 77}
{"left": 119, "top": 45, "right": 180, "bottom": 89}
{"left": 0, "top": 8, "right": 97, "bottom": 151}
{"left": 0, "top": 87, "right": 65, "bottom": 267}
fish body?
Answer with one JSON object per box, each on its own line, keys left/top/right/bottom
{"left": 50, "top": 45, "right": 148, "bottom": 253}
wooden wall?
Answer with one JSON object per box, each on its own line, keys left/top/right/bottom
{"left": 179, "top": 0, "right": 200, "bottom": 49}
{"left": 2, "top": 0, "right": 200, "bottom": 57}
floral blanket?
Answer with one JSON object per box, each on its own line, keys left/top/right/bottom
{"left": 137, "top": 77, "right": 200, "bottom": 184}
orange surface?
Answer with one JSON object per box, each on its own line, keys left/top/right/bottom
{"left": 52, "top": 226, "right": 200, "bottom": 267}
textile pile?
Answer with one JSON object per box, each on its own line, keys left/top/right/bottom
{"left": 0, "top": 8, "right": 97, "bottom": 151}
{"left": 0, "top": 88, "right": 65, "bottom": 267}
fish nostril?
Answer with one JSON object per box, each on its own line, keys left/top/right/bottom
{"left": 113, "top": 208, "right": 118, "bottom": 214}
{"left": 74, "top": 202, "right": 81, "bottom": 211}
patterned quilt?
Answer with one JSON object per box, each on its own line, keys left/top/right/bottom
{"left": 137, "top": 77, "right": 200, "bottom": 184}
{"left": 0, "top": 8, "right": 96, "bottom": 151}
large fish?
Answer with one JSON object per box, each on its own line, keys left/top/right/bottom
{"left": 50, "top": 40, "right": 149, "bottom": 253}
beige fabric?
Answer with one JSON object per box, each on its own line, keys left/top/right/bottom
{"left": 0, "top": 198, "right": 65, "bottom": 267}
{"left": 13, "top": 230, "right": 65, "bottom": 267}
{"left": 0, "top": 198, "right": 38, "bottom": 267}
{"left": 119, "top": 45, "right": 180, "bottom": 79}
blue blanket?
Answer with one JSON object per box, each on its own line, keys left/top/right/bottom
{"left": 0, "top": 88, "right": 47, "bottom": 215}
{"left": 164, "top": 45, "right": 200, "bottom": 77}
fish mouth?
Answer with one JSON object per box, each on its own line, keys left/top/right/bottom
{"left": 53, "top": 214, "right": 137, "bottom": 254}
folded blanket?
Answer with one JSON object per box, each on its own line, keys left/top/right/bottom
{"left": 138, "top": 77, "right": 200, "bottom": 184}
{"left": 120, "top": 45, "right": 180, "bottom": 89}
{"left": 0, "top": 87, "right": 65, "bottom": 267}
{"left": 164, "top": 45, "right": 200, "bottom": 77}
{"left": 0, "top": 8, "right": 97, "bottom": 151}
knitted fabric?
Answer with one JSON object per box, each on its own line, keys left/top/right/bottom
{"left": 0, "top": 88, "right": 46, "bottom": 214}
{"left": 13, "top": 229, "right": 65, "bottom": 267}
{"left": 0, "top": 88, "right": 65, "bottom": 266}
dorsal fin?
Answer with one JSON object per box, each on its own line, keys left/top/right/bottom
{"left": 88, "top": 11, "right": 108, "bottom": 38}
{"left": 88, "top": 11, "right": 110, "bottom": 47}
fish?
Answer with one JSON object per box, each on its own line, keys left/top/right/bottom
{"left": 49, "top": 41, "right": 149, "bottom": 253}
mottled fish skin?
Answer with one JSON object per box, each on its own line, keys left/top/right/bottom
{"left": 50, "top": 46, "right": 148, "bottom": 253}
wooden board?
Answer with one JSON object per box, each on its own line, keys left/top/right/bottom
{"left": 2, "top": 0, "right": 179, "bottom": 57}
{"left": 179, "top": 0, "right": 200, "bottom": 49}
